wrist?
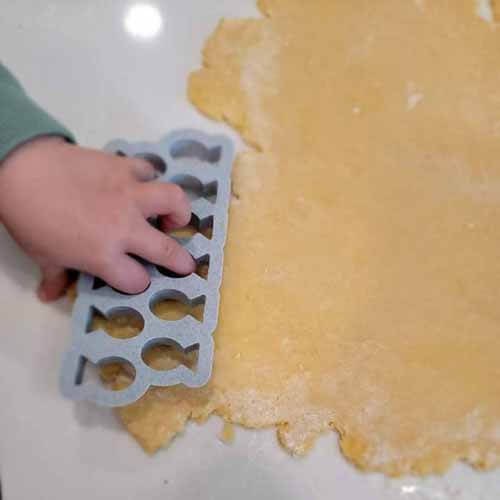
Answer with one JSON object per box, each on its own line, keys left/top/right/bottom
{"left": 1, "top": 135, "right": 66, "bottom": 167}
{"left": 0, "top": 135, "right": 67, "bottom": 223}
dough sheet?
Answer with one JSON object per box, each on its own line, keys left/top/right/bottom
{"left": 95, "top": 0, "right": 500, "bottom": 476}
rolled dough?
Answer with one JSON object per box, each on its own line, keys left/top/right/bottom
{"left": 106, "top": 0, "right": 500, "bottom": 476}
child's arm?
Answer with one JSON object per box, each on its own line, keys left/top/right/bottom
{"left": 0, "top": 63, "right": 194, "bottom": 301}
{"left": 0, "top": 63, "right": 75, "bottom": 161}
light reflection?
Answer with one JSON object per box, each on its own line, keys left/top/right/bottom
{"left": 124, "top": 3, "right": 163, "bottom": 39}
{"left": 401, "top": 484, "right": 417, "bottom": 495}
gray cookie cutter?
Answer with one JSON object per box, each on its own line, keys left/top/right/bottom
{"left": 60, "top": 129, "right": 234, "bottom": 407}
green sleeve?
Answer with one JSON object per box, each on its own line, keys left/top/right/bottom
{"left": 0, "top": 63, "right": 75, "bottom": 162}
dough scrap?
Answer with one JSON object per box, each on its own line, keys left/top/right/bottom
{"left": 107, "top": 0, "right": 500, "bottom": 476}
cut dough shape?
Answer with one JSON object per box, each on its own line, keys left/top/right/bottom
{"left": 110, "top": 0, "right": 500, "bottom": 476}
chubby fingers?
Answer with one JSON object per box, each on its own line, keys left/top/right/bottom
{"left": 38, "top": 265, "right": 69, "bottom": 302}
{"left": 95, "top": 253, "right": 151, "bottom": 294}
{"left": 129, "top": 157, "right": 158, "bottom": 182}
{"left": 135, "top": 182, "right": 191, "bottom": 228}
{"left": 91, "top": 226, "right": 194, "bottom": 295}
{"left": 78, "top": 162, "right": 194, "bottom": 294}
{"left": 126, "top": 220, "right": 195, "bottom": 275}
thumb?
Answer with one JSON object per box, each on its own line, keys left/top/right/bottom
{"left": 38, "top": 265, "right": 69, "bottom": 302}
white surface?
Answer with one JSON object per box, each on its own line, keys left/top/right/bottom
{"left": 0, "top": 2, "right": 499, "bottom": 499}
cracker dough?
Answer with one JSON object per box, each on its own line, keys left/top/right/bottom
{"left": 105, "top": 0, "right": 500, "bottom": 476}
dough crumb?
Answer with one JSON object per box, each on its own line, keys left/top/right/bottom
{"left": 219, "top": 422, "right": 235, "bottom": 444}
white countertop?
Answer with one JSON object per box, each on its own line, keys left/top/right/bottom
{"left": 0, "top": 2, "right": 499, "bottom": 498}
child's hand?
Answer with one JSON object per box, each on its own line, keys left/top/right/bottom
{"left": 0, "top": 136, "right": 195, "bottom": 301}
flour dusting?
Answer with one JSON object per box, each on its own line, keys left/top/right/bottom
{"left": 476, "top": 0, "right": 494, "bottom": 23}
{"left": 407, "top": 81, "right": 424, "bottom": 111}
{"left": 240, "top": 23, "right": 281, "bottom": 150}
